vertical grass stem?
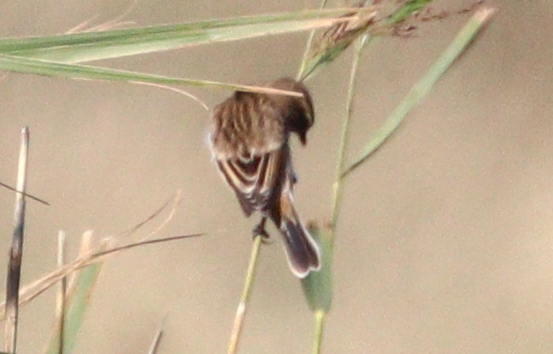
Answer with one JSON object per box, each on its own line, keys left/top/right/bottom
{"left": 227, "top": 235, "right": 263, "bottom": 354}
{"left": 4, "top": 127, "right": 30, "bottom": 353}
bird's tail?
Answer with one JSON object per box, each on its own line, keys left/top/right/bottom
{"left": 272, "top": 186, "right": 321, "bottom": 278}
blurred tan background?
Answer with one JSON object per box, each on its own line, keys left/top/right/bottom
{"left": 1, "top": 0, "right": 553, "bottom": 353}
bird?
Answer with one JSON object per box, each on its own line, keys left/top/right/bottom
{"left": 209, "top": 77, "right": 321, "bottom": 278}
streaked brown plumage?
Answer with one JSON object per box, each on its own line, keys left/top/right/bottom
{"left": 209, "top": 77, "right": 321, "bottom": 278}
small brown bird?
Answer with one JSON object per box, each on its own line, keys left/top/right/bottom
{"left": 209, "top": 77, "right": 321, "bottom": 278}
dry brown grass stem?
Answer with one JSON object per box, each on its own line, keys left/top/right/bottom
{"left": 4, "top": 127, "right": 30, "bottom": 353}
{"left": 0, "top": 190, "right": 200, "bottom": 322}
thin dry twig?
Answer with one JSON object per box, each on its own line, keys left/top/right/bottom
{"left": 55, "top": 231, "right": 67, "bottom": 354}
{"left": 66, "top": 0, "right": 138, "bottom": 34}
{"left": 0, "top": 232, "right": 201, "bottom": 322}
{"left": 146, "top": 313, "right": 169, "bottom": 354}
{"left": 117, "top": 190, "right": 183, "bottom": 239}
{"left": 114, "top": 189, "right": 185, "bottom": 244}
{"left": 137, "top": 191, "right": 184, "bottom": 243}
{"left": 0, "top": 181, "right": 50, "bottom": 206}
{"left": 0, "top": 187, "right": 201, "bottom": 325}
{"left": 92, "top": 233, "right": 203, "bottom": 259}
{"left": 128, "top": 82, "right": 209, "bottom": 111}
{"left": 4, "top": 127, "right": 30, "bottom": 353}
{"left": 65, "top": 15, "right": 100, "bottom": 34}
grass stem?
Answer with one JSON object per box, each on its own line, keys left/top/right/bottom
{"left": 4, "top": 127, "right": 30, "bottom": 353}
{"left": 227, "top": 235, "right": 263, "bottom": 354}
{"left": 297, "top": 0, "right": 330, "bottom": 81}
{"left": 330, "top": 34, "right": 369, "bottom": 236}
{"left": 312, "top": 310, "right": 326, "bottom": 354}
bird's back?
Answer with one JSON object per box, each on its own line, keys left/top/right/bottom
{"left": 210, "top": 91, "right": 288, "bottom": 216}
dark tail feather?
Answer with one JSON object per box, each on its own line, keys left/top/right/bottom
{"left": 279, "top": 216, "right": 321, "bottom": 278}
{"left": 271, "top": 168, "right": 321, "bottom": 278}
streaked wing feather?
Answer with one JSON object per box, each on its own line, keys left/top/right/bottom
{"left": 216, "top": 148, "right": 284, "bottom": 216}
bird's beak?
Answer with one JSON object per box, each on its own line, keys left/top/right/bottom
{"left": 300, "top": 132, "right": 307, "bottom": 145}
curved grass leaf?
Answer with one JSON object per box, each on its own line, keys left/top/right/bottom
{"left": 342, "top": 7, "right": 496, "bottom": 177}
{"left": 0, "top": 54, "right": 303, "bottom": 95}
{"left": 0, "top": 9, "right": 363, "bottom": 64}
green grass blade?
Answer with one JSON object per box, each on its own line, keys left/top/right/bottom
{"left": 330, "top": 33, "right": 370, "bottom": 232}
{"left": 388, "top": 0, "right": 434, "bottom": 23}
{"left": 0, "top": 54, "right": 301, "bottom": 94}
{"left": 0, "top": 9, "right": 360, "bottom": 63}
{"left": 45, "top": 262, "right": 103, "bottom": 354}
{"left": 301, "top": 225, "right": 333, "bottom": 313}
{"left": 342, "top": 7, "right": 496, "bottom": 177}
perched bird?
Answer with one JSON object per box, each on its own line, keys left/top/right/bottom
{"left": 209, "top": 77, "right": 321, "bottom": 278}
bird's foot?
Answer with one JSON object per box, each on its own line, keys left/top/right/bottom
{"left": 252, "top": 218, "right": 272, "bottom": 243}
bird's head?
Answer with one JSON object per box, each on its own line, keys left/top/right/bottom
{"left": 269, "top": 78, "right": 314, "bottom": 145}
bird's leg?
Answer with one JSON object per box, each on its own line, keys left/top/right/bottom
{"left": 252, "top": 216, "right": 271, "bottom": 241}
{"left": 288, "top": 160, "right": 298, "bottom": 185}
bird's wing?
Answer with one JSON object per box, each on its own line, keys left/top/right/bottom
{"left": 210, "top": 91, "right": 287, "bottom": 216}
{"left": 216, "top": 147, "right": 285, "bottom": 216}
